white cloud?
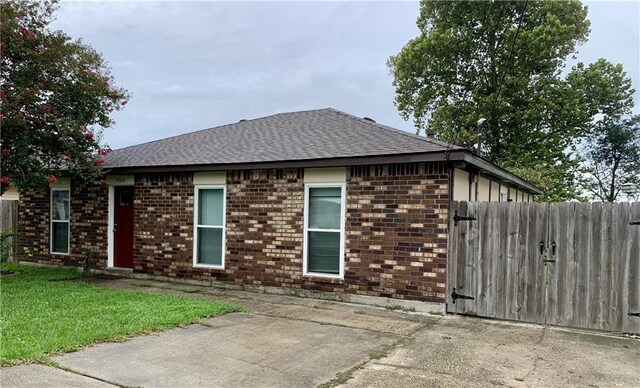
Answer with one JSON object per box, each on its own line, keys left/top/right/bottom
{"left": 53, "top": 0, "right": 639, "bottom": 149}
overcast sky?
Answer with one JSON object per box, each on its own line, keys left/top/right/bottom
{"left": 52, "top": 1, "right": 640, "bottom": 150}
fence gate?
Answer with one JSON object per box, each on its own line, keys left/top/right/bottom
{"left": 447, "top": 201, "right": 640, "bottom": 333}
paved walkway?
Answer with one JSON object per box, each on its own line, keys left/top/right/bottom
{"left": 85, "top": 276, "right": 433, "bottom": 336}
{"left": 344, "top": 316, "right": 640, "bottom": 388}
{"left": 53, "top": 313, "right": 398, "bottom": 387}
{"left": 2, "top": 276, "right": 638, "bottom": 387}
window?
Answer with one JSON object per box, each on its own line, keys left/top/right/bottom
{"left": 119, "top": 188, "right": 133, "bottom": 206}
{"left": 51, "top": 189, "right": 70, "bottom": 254}
{"left": 500, "top": 185, "right": 508, "bottom": 202}
{"left": 193, "top": 186, "right": 225, "bottom": 268}
{"left": 304, "top": 184, "right": 345, "bottom": 277}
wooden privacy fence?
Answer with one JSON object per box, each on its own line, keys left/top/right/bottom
{"left": 1, "top": 199, "right": 19, "bottom": 262}
{"left": 448, "top": 201, "right": 640, "bottom": 333}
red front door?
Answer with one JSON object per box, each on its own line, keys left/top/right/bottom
{"left": 114, "top": 186, "right": 134, "bottom": 268}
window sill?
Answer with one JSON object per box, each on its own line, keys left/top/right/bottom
{"left": 303, "top": 272, "right": 343, "bottom": 280}
{"left": 193, "top": 264, "right": 225, "bottom": 270}
{"left": 50, "top": 252, "right": 70, "bottom": 256}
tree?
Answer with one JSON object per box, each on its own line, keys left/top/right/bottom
{"left": 387, "top": 1, "right": 635, "bottom": 201}
{"left": 582, "top": 116, "right": 640, "bottom": 202}
{"left": 0, "top": 0, "right": 128, "bottom": 195}
{"left": 567, "top": 59, "right": 636, "bottom": 120}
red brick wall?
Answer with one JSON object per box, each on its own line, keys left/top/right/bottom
{"left": 18, "top": 163, "right": 449, "bottom": 303}
{"left": 19, "top": 183, "right": 108, "bottom": 268}
{"left": 133, "top": 173, "right": 196, "bottom": 276}
{"left": 129, "top": 164, "right": 449, "bottom": 302}
{"left": 132, "top": 170, "right": 306, "bottom": 284}
{"left": 344, "top": 163, "right": 449, "bottom": 302}
{"left": 225, "top": 169, "right": 305, "bottom": 286}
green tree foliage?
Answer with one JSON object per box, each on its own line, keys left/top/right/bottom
{"left": 567, "top": 59, "right": 636, "bottom": 119}
{"left": 388, "top": 1, "right": 635, "bottom": 201}
{"left": 582, "top": 116, "right": 640, "bottom": 202}
{"left": 0, "top": 0, "right": 128, "bottom": 194}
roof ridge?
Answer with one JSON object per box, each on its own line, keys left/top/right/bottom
{"left": 110, "top": 108, "right": 332, "bottom": 153}
{"left": 325, "top": 108, "right": 460, "bottom": 150}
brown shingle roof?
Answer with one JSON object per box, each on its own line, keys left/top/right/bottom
{"left": 105, "top": 108, "right": 460, "bottom": 168}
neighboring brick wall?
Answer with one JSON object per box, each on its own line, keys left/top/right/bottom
{"left": 18, "top": 163, "right": 449, "bottom": 303}
{"left": 19, "top": 183, "right": 108, "bottom": 268}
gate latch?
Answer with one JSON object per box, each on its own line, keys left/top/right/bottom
{"left": 542, "top": 240, "right": 557, "bottom": 263}
{"left": 629, "top": 312, "right": 640, "bottom": 317}
{"left": 451, "top": 288, "right": 475, "bottom": 304}
{"left": 453, "top": 210, "right": 477, "bottom": 226}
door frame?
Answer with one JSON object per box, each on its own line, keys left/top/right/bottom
{"left": 107, "top": 175, "right": 135, "bottom": 268}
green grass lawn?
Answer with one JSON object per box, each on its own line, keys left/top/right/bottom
{"left": 0, "top": 263, "right": 244, "bottom": 366}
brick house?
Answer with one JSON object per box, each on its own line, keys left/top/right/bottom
{"left": 19, "top": 108, "right": 541, "bottom": 311}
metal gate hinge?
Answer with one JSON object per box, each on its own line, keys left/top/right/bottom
{"left": 451, "top": 288, "right": 475, "bottom": 304}
{"left": 630, "top": 221, "right": 640, "bottom": 225}
{"left": 453, "top": 210, "right": 477, "bottom": 226}
{"left": 629, "top": 312, "right": 640, "bottom": 317}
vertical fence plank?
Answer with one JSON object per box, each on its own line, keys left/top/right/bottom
{"left": 598, "top": 203, "right": 613, "bottom": 331}
{"left": 454, "top": 201, "right": 469, "bottom": 314}
{"left": 447, "top": 201, "right": 459, "bottom": 314}
{"left": 515, "top": 202, "right": 529, "bottom": 321}
{"left": 524, "top": 203, "right": 537, "bottom": 323}
{"left": 545, "top": 202, "right": 559, "bottom": 326}
{"left": 537, "top": 203, "right": 549, "bottom": 322}
{"left": 608, "top": 203, "right": 622, "bottom": 331}
{"left": 495, "top": 203, "right": 509, "bottom": 320}
{"left": 489, "top": 202, "right": 500, "bottom": 319}
{"left": 463, "top": 201, "right": 478, "bottom": 315}
{"left": 480, "top": 202, "right": 495, "bottom": 318}
{"left": 504, "top": 203, "right": 520, "bottom": 321}
{"left": 451, "top": 201, "right": 462, "bottom": 313}
{"left": 625, "top": 202, "right": 640, "bottom": 334}
{"left": 558, "top": 203, "right": 575, "bottom": 327}
{"left": 565, "top": 203, "right": 580, "bottom": 328}
{"left": 588, "top": 203, "right": 603, "bottom": 329}
{"left": 609, "top": 203, "right": 628, "bottom": 332}
{"left": 615, "top": 202, "right": 631, "bottom": 332}
{"left": 576, "top": 204, "right": 592, "bottom": 329}
{"left": 523, "top": 202, "right": 544, "bottom": 323}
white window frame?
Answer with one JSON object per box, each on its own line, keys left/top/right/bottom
{"left": 193, "top": 185, "right": 226, "bottom": 269}
{"left": 50, "top": 187, "right": 70, "bottom": 255}
{"left": 303, "top": 182, "right": 346, "bottom": 279}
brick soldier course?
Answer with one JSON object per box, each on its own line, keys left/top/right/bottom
{"left": 18, "top": 108, "right": 539, "bottom": 306}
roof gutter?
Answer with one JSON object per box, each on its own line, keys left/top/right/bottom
{"left": 457, "top": 151, "right": 543, "bottom": 194}
{"left": 107, "top": 150, "right": 542, "bottom": 194}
